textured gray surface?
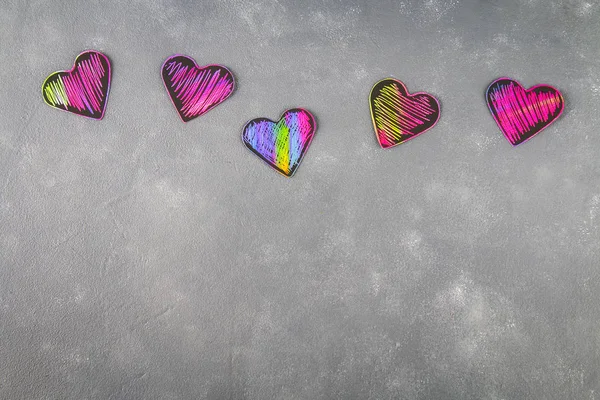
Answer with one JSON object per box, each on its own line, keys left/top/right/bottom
{"left": 1, "top": 0, "right": 600, "bottom": 399}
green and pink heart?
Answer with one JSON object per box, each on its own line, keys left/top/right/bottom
{"left": 42, "top": 50, "right": 111, "bottom": 120}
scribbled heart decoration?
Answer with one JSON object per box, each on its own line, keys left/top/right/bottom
{"left": 486, "top": 78, "right": 565, "bottom": 146}
{"left": 369, "top": 78, "right": 440, "bottom": 149}
{"left": 42, "top": 50, "right": 111, "bottom": 120}
{"left": 242, "top": 109, "right": 317, "bottom": 177}
{"left": 161, "top": 55, "right": 235, "bottom": 122}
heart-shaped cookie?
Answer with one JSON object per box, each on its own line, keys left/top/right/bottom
{"left": 370, "top": 78, "right": 440, "bottom": 149}
{"left": 486, "top": 78, "right": 565, "bottom": 146}
{"left": 42, "top": 50, "right": 111, "bottom": 120}
{"left": 242, "top": 109, "right": 316, "bottom": 177}
{"left": 162, "top": 55, "right": 235, "bottom": 122}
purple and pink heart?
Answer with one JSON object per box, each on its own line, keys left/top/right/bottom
{"left": 486, "top": 78, "right": 564, "bottom": 146}
{"left": 42, "top": 50, "right": 111, "bottom": 120}
{"left": 161, "top": 54, "right": 235, "bottom": 122}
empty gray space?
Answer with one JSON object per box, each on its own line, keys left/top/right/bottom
{"left": 1, "top": 0, "right": 600, "bottom": 398}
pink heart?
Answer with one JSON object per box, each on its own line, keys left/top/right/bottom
{"left": 42, "top": 50, "right": 111, "bottom": 120}
{"left": 486, "top": 78, "right": 565, "bottom": 146}
{"left": 162, "top": 55, "right": 235, "bottom": 122}
{"left": 369, "top": 78, "right": 440, "bottom": 149}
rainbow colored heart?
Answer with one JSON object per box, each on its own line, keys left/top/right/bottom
{"left": 486, "top": 78, "right": 565, "bottom": 146}
{"left": 162, "top": 55, "right": 235, "bottom": 122}
{"left": 42, "top": 50, "right": 111, "bottom": 120}
{"left": 369, "top": 78, "right": 440, "bottom": 149}
{"left": 242, "top": 109, "right": 317, "bottom": 177}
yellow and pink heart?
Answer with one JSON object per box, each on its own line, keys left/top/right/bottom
{"left": 369, "top": 78, "right": 441, "bottom": 149}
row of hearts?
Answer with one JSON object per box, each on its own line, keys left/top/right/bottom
{"left": 42, "top": 51, "right": 566, "bottom": 177}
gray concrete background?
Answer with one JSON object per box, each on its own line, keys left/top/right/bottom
{"left": 1, "top": 0, "right": 599, "bottom": 399}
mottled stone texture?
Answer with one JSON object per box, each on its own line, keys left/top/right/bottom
{"left": 1, "top": 0, "right": 599, "bottom": 399}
